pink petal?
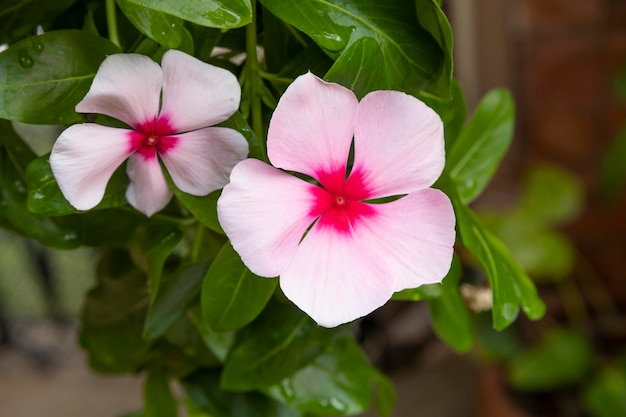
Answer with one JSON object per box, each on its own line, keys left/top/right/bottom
{"left": 217, "top": 159, "right": 319, "bottom": 277}
{"left": 365, "top": 188, "right": 456, "bottom": 292}
{"left": 280, "top": 188, "right": 455, "bottom": 327}
{"left": 49, "top": 124, "right": 132, "bottom": 210}
{"left": 160, "top": 50, "right": 241, "bottom": 132}
{"left": 76, "top": 54, "right": 162, "bottom": 128}
{"left": 125, "top": 153, "right": 172, "bottom": 217}
{"left": 160, "top": 127, "right": 248, "bottom": 196}
{"left": 279, "top": 224, "right": 395, "bottom": 328}
{"left": 352, "top": 90, "right": 445, "bottom": 198}
{"left": 267, "top": 72, "right": 358, "bottom": 180}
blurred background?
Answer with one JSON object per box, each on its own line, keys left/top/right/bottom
{"left": 1, "top": 1, "right": 626, "bottom": 416}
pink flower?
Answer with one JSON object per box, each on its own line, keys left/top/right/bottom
{"left": 217, "top": 73, "right": 456, "bottom": 327}
{"left": 50, "top": 50, "right": 248, "bottom": 217}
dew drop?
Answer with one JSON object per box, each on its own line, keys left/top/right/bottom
{"left": 63, "top": 232, "right": 78, "bottom": 241}
{"left": 32, "top": 191, "right": 44, "bottom": 200}
{"left": 13, "top": 180, "right": 25, "bottom": 194}
{"left": 170, "top": 23, "right": 176, "bottom": 28}
{"left": 17, "top": 50, "right": 33, "bottom": 68}
{"left": 31, "top": 37, "right": 44, "bottom": 52}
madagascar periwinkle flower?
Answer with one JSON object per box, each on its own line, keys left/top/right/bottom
{"left": 218, "top": 73, "right": 456, "bottom": 327}
{"left": 50, "top": 50, "right": 248, "bottom": 217}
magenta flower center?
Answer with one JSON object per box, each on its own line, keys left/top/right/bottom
{"left": 128, "top": 115, "right": 178, "bottom": 160}
{"left": 311, "top": 169, "right": 375, "bottom": 234}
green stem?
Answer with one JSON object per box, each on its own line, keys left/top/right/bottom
{"left": 190, "top": 224, "right": 205, "bottom": 263}
{"left": 245, "top": 0, "right": 266, "bottom": 156}
{"left": 106, "top": 0, "right": 121, "bottom": 48}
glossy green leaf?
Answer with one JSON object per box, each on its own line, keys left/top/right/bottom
{"left": 447, "top": 89, "right": 515, "bottom": 203}
{"left": 143, "top": 261, "right": 210, "bottom": 340}
{"left": 117, "top": 0, "right": 185, "bottom": 48}
{"left": 80, "top": 249, "right": 152, "bottom": 373}
{"left": 426, "top": 256, "right": 473, "bottom": 352}
{"left": 77, "top": 208, "right": 150, "bottom": 248}
{"left": 260, "top": 0, "right": 443, "bottom": 99}
{"left": 451, "top": 191, "right": 545, "bottom": 330}
{"left": 173, "top": 189, "right": 223, "bottom": 234}
{"left": 185, "top": 370, "right": 303, "bottom": 417}
{"left": 583, "top": 366, "right": 626, "bottom": 417}
{"left": 202, "top": 243, "right": 277, "bottom": 331}
{"left": 392, "top": 282, "right": 441, "bottom": 301}
{"left": 266, "top": 336, "right": 395, "bottom": 416}
{"left": 507, "top": 329, "right": 593, "bottom": 391}
{"left": 221, "top": 301, "right": 342, "bottom": 391}
{"left": 123, "top": 0, "right": 252, "bottom": 28}
{"left": 190, "top": 305, "right": 235, "bottom": 362}
{"left": 0, "top": 30, "right": 120, "bottom": 124}
{"left": 26, "top": 153, "right": 129, "bottom": 216}
{"left": 144, "top": 371, "right": 178, "bottom": 417}
{"left": 129, "top": 224, "right": 183, "bottom": 304}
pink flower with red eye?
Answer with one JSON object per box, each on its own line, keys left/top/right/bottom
{"left": 50, "top": 50, "right": 248, "bottom": 217}
{"left": 217, "top": 73, "right": 456, "bottom": 327}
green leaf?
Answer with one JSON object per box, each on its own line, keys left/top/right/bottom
{"left": 0, "top": 30, "right": 120, "bottom": 124}
{"left": 522, "top": 165, "right": 583, "bottom": 224}
{"left": 451, "top": 191, "right": 545, "bottom": 330}
{"left": 426, "top": 256, "right": 473, "bottom": 352}
{"left": 77, "top": 209, "right": 150, "bottom": 248}
{"left": 144, "top": 371, "right": 178, "bottom": 417}
{"left": 507, "top": 329, "right": 594, "bottom": 391}
{"left": 117, "top": 0, "right": 185, "bottom": 48}
{"left": 392, "top": 282, "right": 442, "bottom": 301}
{"left": 202, "top": 243, "right": 277, "bottom": 331}
{"left": 189, "top": 305, "right": 235, "bottom": 362}
{"left": 0, "top": 0, "right": 77, "bottom": 44}
{"left": 447, "top": 89, "right": 515, "bottom": 203}
{"left": 143, "top": 261, "right": 210, "bottom": 340}
{"left": 260, "top": 0, "right": 443, "bottom": 99}
{"left": 173, "top": 189, "right": 224, "bottom": 234}
{"left": 26, "top": 153, "right": 129, "bottom": 216}
{"left": 221, "top": 301, "right": 342, "bottom": 391}
{"left": 266, "top": 336, "right": 395, "bottom": 416}
{"left": 123, "top": 0, "right": 252, "bottom": 29}
{"left": 80, "top": 249, "right": 152, "bottom": 373}
{"left": 583, "top": 366, "right": 626, "bottom": 417}
{"left": 129, "top": 224, "right": 183, "bottom": 304}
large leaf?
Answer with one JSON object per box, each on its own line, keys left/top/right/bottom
{"left": 260, "top": 0, "right": 444, "bottom": 99}
{"left": 144, "top": 370, "right": 178, "bottom": 417}
{"left": 0, "top": 0, "right": 77, "bottom": 44}
{"left": 0, "top": 30, "right": 120, "bottom": 124}
{"left": 221, "top": 301, "right": 343, "bottom": 391}
{"left": 202, "top": 243, "right": 277, "bottom": 331}
{"left": 143, "top": 261, "right": 210, "bottom": 340}
{"left": 447, "top": 89, "right": 515, "bottom": 203}
{"left": 117, "top": 0, "right": 185, "bottom": 49}
{"left": 451, "top": 191, "right": 545, "bottom": 330}
{"left": 123, "top": 0, "right": 252, "bottom": 29}
{"left": 266, "top": 336, "right": 395, "bottom": 416}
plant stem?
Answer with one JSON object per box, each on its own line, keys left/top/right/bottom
{"left": 245, "top": 0, "right": 266, "bottom": 156}
{"left": 106, "top": 0, "right": 121, "bottom": 48}
{"left": 190, "top": 224, "right": 205, "bottom": 263}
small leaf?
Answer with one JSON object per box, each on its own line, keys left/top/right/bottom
{"left": 117, "top": 0, "right": 185, "bottom": 49}
{"left": 144, "top": 371, "right": 178, "bottom": 417}
{"left": 123, "top": 0, "right": 252, "bottom": 29}
{"left": 221, "top": 301, "right": 343, "bottom": 391}
{"left": 447, "top": 89, "right": 515, "bottom": 203}
{"left": 522, "top": 165, "right": 584, "bottom": 223}
{"left": 143, "top": 261, "right": 210, "bottom": 340}
{"left": 583, "top": 366, "right": 626, "bottom": 417}
{"left": 507, "top": 329, "right": 594, "bottom": 391}
{"left": 0, "top": 30, "right": 120, "bottom": 124}
{"left": 202, "top": 243, "right": 277, "bottom": 331}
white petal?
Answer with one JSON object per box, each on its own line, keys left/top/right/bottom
{"left": 267, "top": 72, "right": 358, "bottom": 181}
{"left": 352, "top": 90, "right": 445, "bottom": 198}
{"left": 160, "top": 50, "right": 241, "bottom": 131}
{"left": 280, "top": 223, "right": 395, "bottom": 328}
{"left": 160, "top": 127, "right": 248, "bottom": 196}
{"left": 125, "top": 153, "right": 172, "bottom": 217}
{"left": 217, "top": 159, "right": 318, "bottom": 277}
{"left": 49, "top": 124, "right": 132, "bottom": 210}
{"left": 76, "top": 54, "right": 162, "bottom": 128}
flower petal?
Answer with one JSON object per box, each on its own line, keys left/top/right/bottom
{"left": 125, "top": 153, "right": 172, "bottom": 217}
{"left": 365, "top": 188, "right": 456, "bottom": 292}
{"left": 76, "top": 54, "right": 162, "bottom": 128}
{"left": 267, "top": 72, "right": 358, "bottom": 180}
{"left": 279, "top": 224, "right": 395, "bottom": 328}
{"left": 280, "top": 188, "right": 455, "bottom": 327}
{"left": 352, "top": 90, "right": 445, "bottom": 198}
{"left": 49, "top": 124, "right": 132, "bottom": 210}
{"left": 217, "top": 159, "right": 318, "bottom": 277}
{"left": 160, "top": 127, "right": 248, "bottom": 196}
{"left": 160, "top": 50, "right": 241, "bottom": 131}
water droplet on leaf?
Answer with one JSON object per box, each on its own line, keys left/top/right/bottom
{"left": 31, "top": 37, "right": 44, "bottom": 52}
{"left": 17, "top": 50, "right": 33, "bottom": 68}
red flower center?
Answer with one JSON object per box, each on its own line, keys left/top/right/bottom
{"left": 310, "top": 168, "right": 376, "bottom": 234}
{"left": 128, "top": 115, "right": 178, "bottom": 160}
